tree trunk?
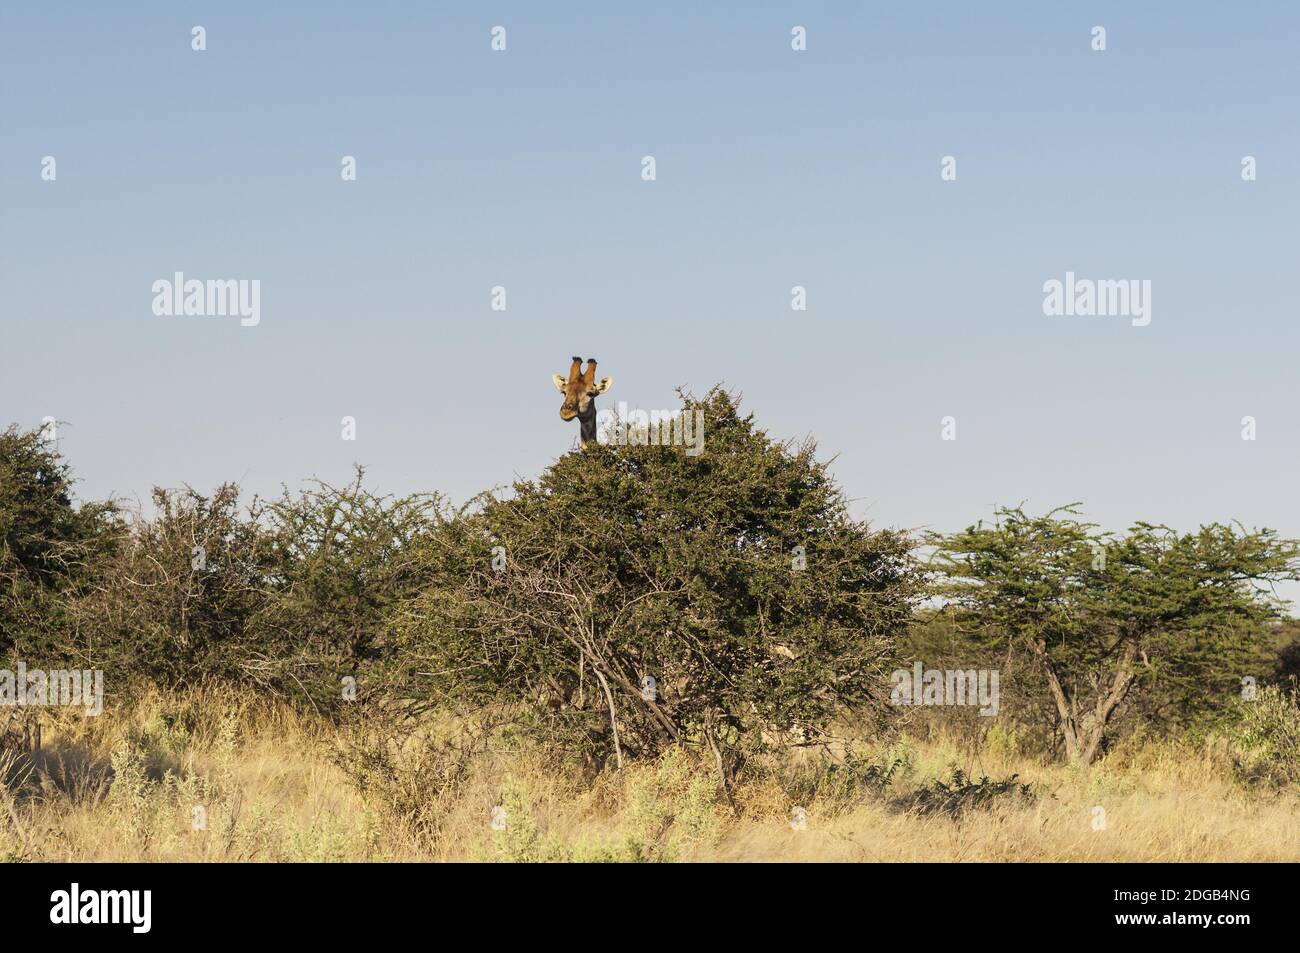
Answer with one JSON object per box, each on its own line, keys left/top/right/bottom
{"left": 1035, "top": 638, "right": 1081, "bottom": 760}
{"left": 703, "top": 710, "right": 737, "bottom": 813}
{"left": 1035, "top": 637, "right": 1139, "bottom": 765}
{"left": 591, "top": 667, "right": 623, "bottom": 771}
{"left": 1077, "top": 641, "right": 1139, "bottom": 764}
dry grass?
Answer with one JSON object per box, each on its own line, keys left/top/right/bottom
{"left": 3, "top": 690, "right": 1297, "bottom": 862}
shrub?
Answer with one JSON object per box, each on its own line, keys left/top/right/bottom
{"left": 1235, "top": 680, "right": 1300, "bottom": 787}
{"left": 388, "top": 388, "right": 919, "bottom": 778}
{"left": 478, "top": 748, "right": 723, "bottom": 863}
{"left": 60, "top": 468, "right": 441, "bottom": 706}
{"left": 617, "top": 746, "right": 721, "bottom": 861}
{"left": 775, "top": 750, "right": 908, "bottom": 816}
{"left": 483, "top": 776, "right": 553, "bottom": 862}
{"left": 892, "top": 767, "right": 1034, "bottom": 820}
{"left": 0, "top": 424, "right": 118, "bottom": 664}
{"left": 73, "top": 484, "right": 263, "bottom": 687}
{"left": 331, "top": 707, "right": 489, "bottom": 849}
{"left": 248, "top": 471, "right": 443, "bottom": 708}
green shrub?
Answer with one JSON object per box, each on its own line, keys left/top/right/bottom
{"left": 776, "top": 750, "right": 909, "bottom": 816}
{"left": 389, "top": 388, "right": 919, "bottom": 774}
{"left": 0, "top": 424, "right": 118, "bottom": 665}
{"left": 332, "top": 708, "right": 486, "bottom": 848}
{"left": 893, "top": 767, "right": 1034, "bottom": 819}
{"left": 1235, "top": 680, "right": 1300, "bottom": 787}
{"left": 618, "top": 747, "right": 721, "bottom": 861}
{"left": 74, "top": 484, "right": 263, "bottom": 687}
{"left": 249, "top": 471, "right": 443, "bottom": 708}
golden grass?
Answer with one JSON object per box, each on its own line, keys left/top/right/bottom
{"left": 3, "top": 690, "right": 1297, "bottom": 862}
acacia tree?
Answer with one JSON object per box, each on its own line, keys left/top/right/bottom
{"left": 932, "top": 506, "right": 1300, "bottom": 764}
{"left": 388, "top": 389, "right": 919, "bottom": 787}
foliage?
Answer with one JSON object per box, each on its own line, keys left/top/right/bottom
{"left": 892, "top": 767, "right": 1035, "bottom": 819}
{"left": 0, "top": 425, "right": 118, "bottom": 662}
{"left": 73, "top": 484, "right": 264, "bottom": 686}
{"left": 479, "top": 748, "right": 723, "bottom": 863}
{"left": 930, "top": 505, "right": 1300, "bottom": 763}
{"left": 12, "top": 452, "right": 441, "bottom": 704}
{"left": 775, "top": 751, "right": 908, "bottom": 815}
{"left": 1234, "top": 680, "right": 1300, "bottom": 787}
{"left": 6, "top": 408, "right": 1300, "bottom": 797}
{"left": 386, "top": 388, "right": 919, "bottom": 776}
{"left": 248, "top": 471, "right": 443, "bottom": 708}
{"left": 617, "top": 746, "right": 721, "bottom": 860}
{"left": 330, "top": 705, "right": 489, "bottom": 847}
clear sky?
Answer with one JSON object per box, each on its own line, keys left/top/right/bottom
{"left": 3, "top": 3, "right": 1298, "bottom": 575}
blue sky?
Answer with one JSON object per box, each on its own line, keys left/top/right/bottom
{"left": 3, "top": 2, "right": 1298, "bottom": 583}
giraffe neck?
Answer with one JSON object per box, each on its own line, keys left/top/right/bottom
{"left": 578, "top": 403, "right": 598, "bottom": 446}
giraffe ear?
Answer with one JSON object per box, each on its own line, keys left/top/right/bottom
{"left": 595, "top": 376, "right": 613, "bottom": 394}
{"left": 552, "top": 374, "right": 568, "bottom": 392}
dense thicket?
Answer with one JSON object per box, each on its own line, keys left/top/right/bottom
{"left": 3, "top": 394, "right": 1297, "bottom": 770}
{"left": 382, "top": 389, "right": 918, "bottom": 778}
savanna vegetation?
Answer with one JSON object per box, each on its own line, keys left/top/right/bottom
{"left": 2, "top": 391, "right": 1298, "bottom": 862}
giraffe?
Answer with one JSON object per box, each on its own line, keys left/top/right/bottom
{"left": 552, "top": 356, "right": 613, "bottom": 448}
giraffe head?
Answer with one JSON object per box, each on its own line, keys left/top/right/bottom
{"left": 552, "top": 356, "right": 613, "bottom": 447}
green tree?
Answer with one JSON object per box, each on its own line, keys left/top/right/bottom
{"left": 933, "top": 505, "right": 1300, "bottom": 764}
{"left": 0, "top": 424, "right": 117, "bottom": 662}
{"left": 388, "top": 389, "right": 918, "bottom": 787}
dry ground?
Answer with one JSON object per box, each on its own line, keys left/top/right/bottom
{"left": 3, "top": 690, "right": 1297, "bottom": 862}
